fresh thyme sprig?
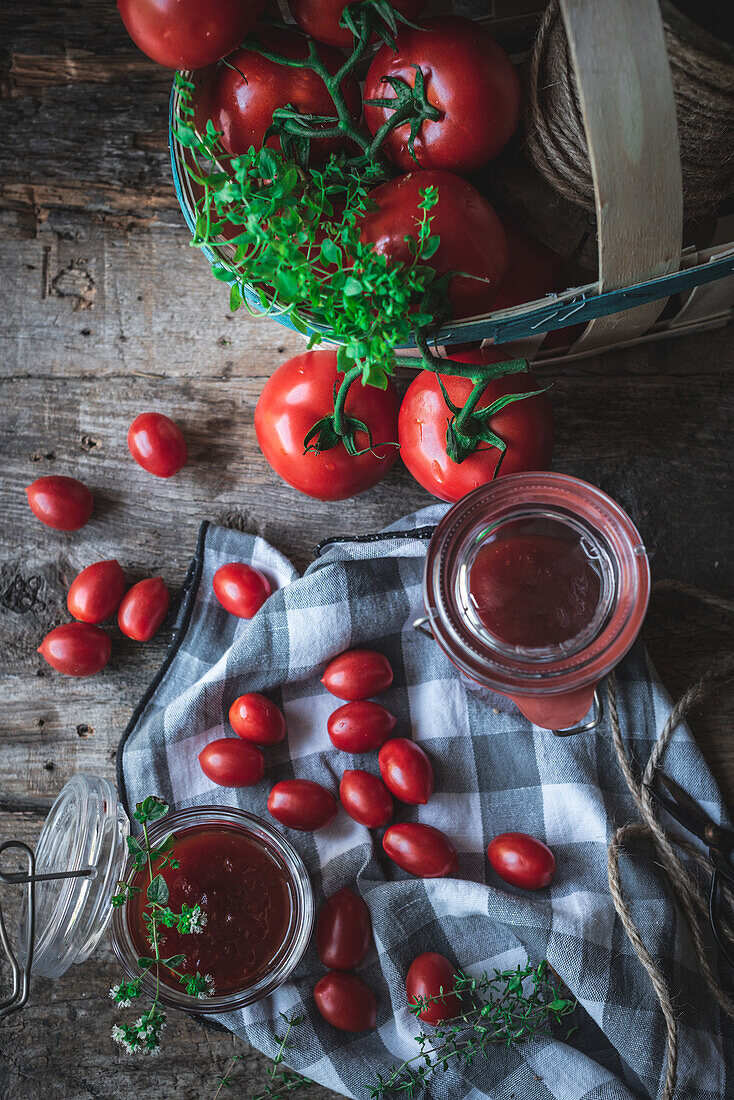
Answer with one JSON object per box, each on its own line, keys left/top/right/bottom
{"left": 370, "top": 960, "right": 576, "bottom": 1098}
{"left": 109, "top": 796, "right": 214, "bottom": 1056}
{"left": 213, "top": 1012, "right": 312, "bottom": 1100}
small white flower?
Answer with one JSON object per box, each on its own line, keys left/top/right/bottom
{"left": 134, "top": 1016, "right": 145, "bottom": 1030}
{"left": 189, "top": 905, "right": 207, "bottom": 934}
{"left": 111, "top": 1025, "right": 125, "bottom": 1044}
{"left": 197, "top": 973, "right": 216, "bottom": 999}
{"left": 109, "top": 985, "right": 120, "bottom": 1000}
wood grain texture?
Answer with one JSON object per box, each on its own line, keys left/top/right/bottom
{"left": 1, "top": 1, "right": 733, "bottom": 1096}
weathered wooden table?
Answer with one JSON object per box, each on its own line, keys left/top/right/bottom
{"left": 1, "top": 3, "right": 733, "bottom": 1097}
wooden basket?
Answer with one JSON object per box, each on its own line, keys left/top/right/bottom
{"left": 168, "top": 0, "right": 734, "bottom": 363}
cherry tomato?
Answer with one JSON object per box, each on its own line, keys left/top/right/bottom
{"left": 487, "top": 832, "right": 556, "bottom": 890}
{"left": 316, "top": 886, "right": 372, "bottom": 970}
{"left": 313, "top": 972, "right": 377, "bottom": 1032}
{"left": 378, "top": 738, "right": 434, "bottom": 805}
{"left": 26, "top": 476, "right": 93, "bottom": 532}
{"left": 117, "top": 577, "right": 170, "bottom": 641}
{"left": 492, "top": 219, "right": 562, "bottom": 312}
{"left": 67, "top": 560, "right": 126, "bottom": 624}
{"left": 229, "top": 693, "right": 286, "bottom": 745}
{"left": 383, "top": 823, "right": 458, "bottom": 878}
{"left": 327, "top": 701, "right": 397, "bottom": 754}
{"left": 321, "top": 649, "right": 394, "bottom": 701}
{"left": 38, "top": 623, "right": 111, "bottom": 677}
{"left": 398, "top": 351, "right": 554, "bottom": 504}
{"left": 359, "top": 171, "right": 508, "bottom": 321}
{"left": 404, "top": 954, "right": 462, "bottom": 1020}
{"left": 288, "top": 0, "right": 428, "bottom": 49}
{"left": 406, "top": 952, "right": 463, "bottom": 1024}
{"left": 198, "top": 738, "right": 265, "bottom": 787}
{"left": 193, "top": 26, "right": 361, "bottom": 163}
{"left": 339, "top": 770, "right": 393, "bottom": 829}
{"left": 364, "top": 17, "right": 520, "bottom": 175}
{"left": 267, "top": 779, "right": 337, "bottom": 832}
{"left": 212, "top": 563, "right": 271, "bottom": 618}
{"left": 127, "top": 412, "right": 188, "bottom": 478}
{"left": 255, "top": 351, "right": 400, "bottom": 501}
{"left": 116, "top": 0, "right": 268, "bottom": 70}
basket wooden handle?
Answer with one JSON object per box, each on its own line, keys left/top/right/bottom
{"left": 559, "top": 0, "right": 683, "bottom": 350}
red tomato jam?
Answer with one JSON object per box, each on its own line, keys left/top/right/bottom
{"left": 128, "top": 825, "right": 292, "bottom": 996}
{"left": 468, "top": 518, "right": 604, "bottom": 650}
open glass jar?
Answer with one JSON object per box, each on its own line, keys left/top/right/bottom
{"left": 418, "top": 473, "right": 650, "bottom": 733}
{"left": 1, "top": 775, "right": 314, "bottom": 1018}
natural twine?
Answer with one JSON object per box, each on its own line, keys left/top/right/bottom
{"left": 525, "top": 0, "right": 734, "bottom": 221}
{"left": 606, "top": 583, "right": 734, "bottom": 1099}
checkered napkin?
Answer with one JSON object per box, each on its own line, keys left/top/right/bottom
{"left": 118, "top": 507, "right": 734, "bottom": 1100}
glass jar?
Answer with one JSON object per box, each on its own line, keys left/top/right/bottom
{"left": 418, "top": 473, "right": 650, "bottom": 732}
{"left": 2, "top": 775, "right": 314, "bottom": 1017}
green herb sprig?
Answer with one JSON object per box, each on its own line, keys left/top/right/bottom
{"left": 109, "top": 796, "right": 214, "bottom": 1055}
{"left": 370, "top": 960, "right": 576, "bottom": 1098}
{"left": 214, "top": 1012, "right": 312, "bottom": 1100}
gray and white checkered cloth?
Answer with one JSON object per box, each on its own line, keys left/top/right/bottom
{"left": 119, "top": 506, "right": 734, "bottom": 1100}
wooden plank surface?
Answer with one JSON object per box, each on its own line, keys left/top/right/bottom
{"left": 1, "top": 2, "right": 733, "bottom": 1097}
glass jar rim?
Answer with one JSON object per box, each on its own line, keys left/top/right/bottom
{"left": 111, "top": 805, "right": 314, "bottom": 1014}
{"left": 422, "top": 473, "right": 650, "bottom": 698}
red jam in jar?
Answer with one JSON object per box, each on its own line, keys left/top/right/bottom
{"left": 129, "top": 825, "right": 292, "bottom": 995}
{"left": 467, "top": 517, "right": 604, "bottom": 650}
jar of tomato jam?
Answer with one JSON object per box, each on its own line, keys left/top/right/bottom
{"left": 417, "top": 473, "right": 650, "bottom": 733}
{"left": 0, "top": 775, "right": 313, "bottom": 1017}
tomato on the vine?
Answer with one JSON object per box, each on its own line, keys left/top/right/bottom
{"left": 26, "top": 476, "right": 93, "bottom": 532}
{"left": 38, "top": 623, "right": 111, "bottom": 677}
{"left": 398, "top": 350, "right": 554, "bottom": 503}
{"left": 198, "top": 738, "right": 265, "bottom": 788}
{"left": 359, "top": 171, "right": 508, "bottom": 320}
{"left": 313, "top": 972, "right": 377, "bottom": 1032}
{"left": 213, "top": 563, "right": 271, "bottom": 619}
{"left": 128, "top": 412, "right": 188, "bottom": 478}
{"left": 321, "top": 649, "right": 394, "bottom": 701}
{"left": 193, "top": 26, "right": 361, "bottom": 163}
{"left": 118, "top": 577, "right": 170, "bottom": 641}
{"left": 487, "top": 832, "right": 556, "bottom": 890}
{"left": 364, "top": 17, "right": 520, "bottom": 175}
{"left": 116, "top": 0, "right": 268, "bottom": 70}
{"left": 67, "top": 560, "right": 126, "bottom": 624}
{"left": 255, "top": 351, "right": 400, "bottom": 501}
{"left": 316, "top": 886, "right": 372, "bottom": 970}
{"left": 406, "top": 952, "right": 463, "bottom": 1024}
{"left": 288, "top": 0, "right": 428, "bottom": 49}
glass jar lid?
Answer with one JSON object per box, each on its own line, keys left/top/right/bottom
{"left": 19, "top": 775, "right": 129, "bottom": 979}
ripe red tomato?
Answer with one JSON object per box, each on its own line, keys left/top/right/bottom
{"left": 364, "top": 17, "right": 520, "bottom": 175}
{"left": 268, "top": 779, "right": 338, "bottom": 832}
{"left": 313, "top": 972, "right": 377, "bottom": 1032}
{"left": 26, "top": 476, "right": 93, "bottom": 532}
{"left": 321, "top": 649, "right": 393, "bottom": 701}
{"left": 127, "top": 412, "right": 188, "bottom": 478}
{"left": 116, "top": 0, "right": 267, "bottom": 70}
{"left": 359, "top": 171, "right": 508, "bottom": 320}
{"left": 487, "top": 832, "right": 556, "bottom": 890}
{"left": 193, "top": 26, "right": 361, "bottom": 162}
{"left": 67, "top": 560, "right": 126, "bottom": 624}
{"left": 406, "top": 952, "right": 463, "bottom": 1024}
{"left": 398, "top": 351, "right": 554, "bottom": 503}
{"left": 117, "top": 577, "right": 170, "bottom": 641}
{"left": 378, "top": 738, "right": 434, "bottom": 805}
{"left": 383, "top": 823, "right": 458, "bottom": 878}
{"left": 327, "top": 701, "right": 397, "bottom": 754}
{"left": 212, "top": 563, "right": 271, "bottom": 619}
{"left": 37, "top": 623, "right": 111, "bottom": 677}
{"left": 288, "top": 0, "right": 428, "bottom": 49}
{"left": 198, "top": 738, "right": 265, "bottom": 787}
{"left": 340, "top": 770, "right": 394, "bottom": 829}
{"left": 229, "top": 693, "right": 286, "bottom": 745}
{"left": 255, "top": 351, "right": 400, "bottom": 501}
{"left": 317, "top": 886, "right": 372, "bottom": 970}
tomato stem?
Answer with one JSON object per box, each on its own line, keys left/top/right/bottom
{"left": 332, "top": 364, "right": 364, "bottom": 436}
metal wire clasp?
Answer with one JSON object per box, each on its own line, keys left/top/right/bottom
{"left": 0, "top": 839, "right": 94, "bottom": 1018}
